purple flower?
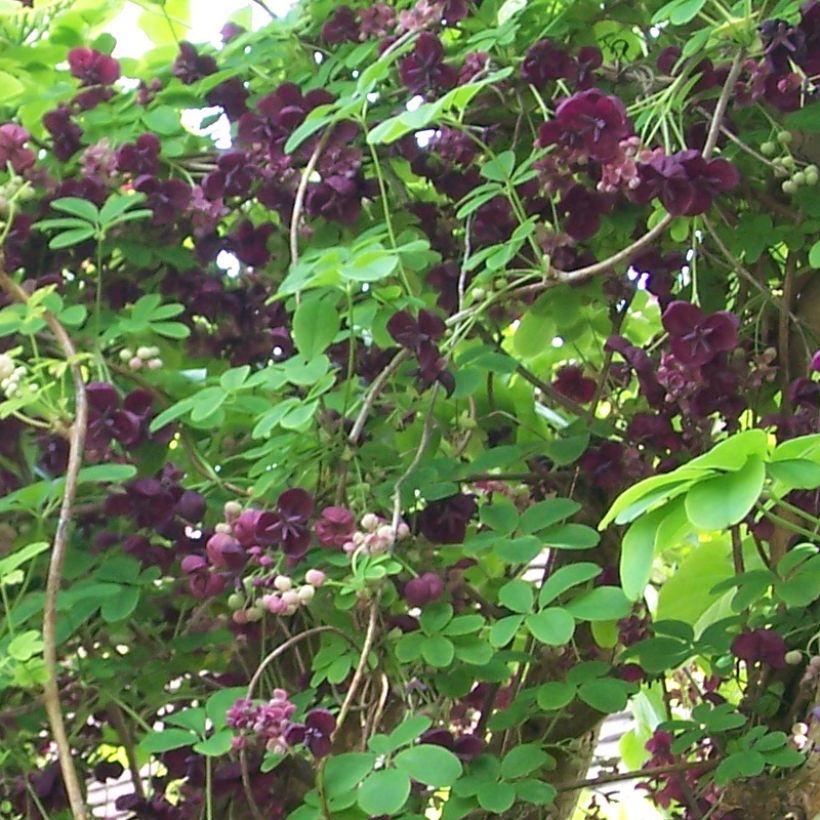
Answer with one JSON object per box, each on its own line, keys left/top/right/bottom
{"left": 202, "top": 151, "right": 257, "bottom": 200}
{"left": 539, "top": 89, "right": 631, "bottom": 163}
{"left": 730, "top": 628, "right": 787, "bottom": 668}
{"left": 661, "top": 301, "right": 740, "bottom": 367}
{"left": 521, "top": 39, "right": 576, "bottom": 87}
{"left": 85, "top": 382, "right": 144, "bottom": 452}
{"left": 579, "top": 442, "right": 626, "bottom": 491}
{"left": 181, "top": 554, "right": 226, "bottom": 599}
{"left": 399, "top": 33, "right": 457, "bottom": 95}
{"left": 172, "top": 42, "right": 217, "bottom": 84}
{"left": 360, "top": 3, "right": 396, "bottom": 37}
{"left": 0, "top": 124, "right": 36, "bottom": 173}
{"left": 403, "top": 572, "right": 445, "bottom": 607}
{"left": 315, "top": 506, "right": 356, "bottom": 548}
{"left": 553, "top": 365, "right": 596, "bottom": 403}
{"left": 205, "top": 77, "right": 250, "bottom": 121}
{"left": 227, "top": 220, "right": 274, "bottom": 267}
{"left": 134, "top": 175, "right": 191, "bottom": 224}
{"left": 387, "top": 309, "right": 446, "bottom": 349}
{"left": 68, "top": 47, "right": 120, "bottom": 85}
{"left": 284, "top": 708, "right": 336, "bottom": 757}
{"left": 116, "top": 133, "right": 161, "bottom": 175}
{"left": 420, "top": 729, "right": 485, "bottom": 761}
{"left": 419, "top": 494, "right": 476, "bottom": 544}
{"left": 253, "top": 488, "right": 315, "bottom": 559}
{"left": 632, "top": 150, "right": 740, "bottom": 217}
{"left": 559, "top": 184, "right": 607, "bottom": 240}
{"left": 105, "top": 478, "right": 178, "bottom": 528}
{"left": 206, "top": 532, "right": 246, "bottom": 571}
{"left": 322, "top": 6, "right": 359, "bottom": 44}
{"left": 43, "top": 106, "right": 83, "bottom": 161}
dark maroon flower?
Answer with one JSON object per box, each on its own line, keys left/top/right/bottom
{"left": 206, "top": 77, "right": 250, "bottom": 121}
{"left": 284, "top": 708, "right": 336, "bottom": 757}
{"left": 798, "top": 0, "right": 820, "bottom": 75}
{"left": 221, "top": 22, "right": 246, "bottom": 42}
{"left": 85, "top": 382, "right": 143, "bottom": 452}
{"left": 403, "top": 572, "right": 445, "bottom": 607}
{"left": 539, "top": 89, "right": 631, "bottom": 163}
{"left": 618, "top": 663, "right": 646, "bottom": 683}
{"left": 789, "top": 377, "right": 820, "bottom": 408}
{"left": 0, "top": 123, "right": 36, "bottom": 173}
{"left": 181, "top": 554, "right": 225, "bottom": 599}
{"left": 471, "top": 195, "right": 516, "bottom": 247}
{"left": 763, "top": 71, "right": 803, "bottom": 111}
{"left": 442, "top": 0, "right": 469, "bottom": 23}
{"left": 559, "top": 184, "right": 607, "bottom": 240}
{"left": 202, "top": 151, "right": 257, "bottom": 199}
{"left": 43, "top": 106, "right": 83, "bottom": 161}
{"left": 810, "top": 350, "right": 820, "bottom": 373}
{"left": 661, "top": 301, "right": 740, "bottom": 367}
{"left": 206, "top": 532, "right": 246, "bottom": 571}
{"left": 759, "top": 18, "right": 806, "bottom": 72}
{"left": 116, "top": 133, "right": 161, "bottom": 175}
{"left": 93, "top": 760, "right": 124, "bottom": 782}
{"left": 68, "top": 47, "right": 120, "bottom": 86}
{"left": 322, "top": 5, "right": 359, "bottom": 44}
{"left": 254, "top": 488, "right": 315, "bottom": 559}
{"left": 105, "top": 478, "right": 178, "bottom": 528}
{"left": 576, "top": 46, "right": 603, "bottom": 88}
{"left": 315, "top": 506, "right": 356, "bottom": 548}
{"left": 399, "top": 33, "right": 457, "bottom": 95}
{"left": 632, "top": 149, "right": 740, "bottom": 217}
{"left": 730, "top": 628, "right": 787, "bottom": 668}
{"left": 232, "top": 508, "right": 263, "bottom": 547}
{"left": 521, "top": 39, "right": 576, "bottom": 87}
{"left": 627, "top": 413, "right": 681, "bottom": 451}
{"left": 419, "top": 494, "right": 476, "bottom": 544}
{"left": 553, "top": 365, "right": 596, "bottom": 403}
{"left": 134, "top": 175, "right": 191, "bottom": 224}
{"left": 579, "top": 442, "right": 626, "bottom": 491}
{"left": 227, "top": 220, "right": 274, "bottom": 267}
{"left": 387, "top": 309, "right": 446, "bottom": 349}
{"left": 172, "top": 42, "right": 217, "bottom": 84}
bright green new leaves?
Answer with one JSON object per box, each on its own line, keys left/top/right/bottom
{"left": 292, "top": 291, "right": 341, "bottom": 359}
{"left": 684, "top": 456, "right": 765, "bottom": 531}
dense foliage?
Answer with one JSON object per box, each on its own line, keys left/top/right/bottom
{"left": 0, "top": 0, "right": 818, "bottom": 818}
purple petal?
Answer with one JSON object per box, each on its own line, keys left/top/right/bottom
{"left": 661, "top": 301, "right": 704, "bottom": 336}
{"left": 305, "top": 708, "right": 336, "bottom": 735}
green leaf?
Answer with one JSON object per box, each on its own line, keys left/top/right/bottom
{"left": 164, "top": 707, "right": 206, "bottom": 734}
{"left": 342, "top": 247, "right": 398, "bottom": 282}
{"left": 538, "top": 562, "right": 601, "bottom": 607}
{"left": 685, "top": 456, "right": 766, "bottom": 531}
{"left": 323, "top": 753, "right": 376, "bottom": 797}
{"left": 394, "top": 744, "right": 463, "bottom": 787}
{"left": 50, "top": 197, "right": 98, "bottom": 222}
{"left": 811, "top": 240, "right": 820, "bottom": 269}
{"left": 193, "top": 729, "right": 234, "bottom": 756}
{"left": 100, "top": 586, "right": 140, "bottom": 622}
{"left": 541, "top": 523, "right": 600, "bottom": 550}
{"left": 620, "top": 505, "right": 669, "bottom": 601}
{"left": 357, "top": 769, "right": 411, "bottom": 815}
{"left": 421, "top": 635, "right": 455, "bottom": 667}
{"left": 501, "top": 744, "right": 549, "bottom": 779}
{"left": 519, "top": 498, "right": 581, "bottom": 534}
{"left": 292, "top": 292, "right": 341, "bottom": 359}
{"left": 384, "top": 716, "right": 433, "bottom": 752}
{"left": 0, "top": 541, "right": 49, "bottom": 579}
{"left": 206, "top": 687, "right": 248, "bottom": 730}
{"left": 49, "top": 227, "right": 95, "bottom": 249}
{"left": 526, "top": 607, "right": 575, "bottom": 645}
{"left": 477, "top": 781, "right": 516, "bottom": 813}
{"left": 419, "top": 602, "right": 453, "bottom": 634}
{"left": 139, "top": 728, "right": 197, "bottom": 754}
{"left": 498, "top": 579, "right": 534, "bottom": 613}
{"left": 565, "top": 587, "right": 632, "bottom": 621}
{"left": 99, "top": 193, "right": 147, "bottom": 224}
{"left": 536, "top": 681, "right": 576, "bottom": 710}
{"left": 142, "top": 105, "right": 181, "bottom": 135}
{"left": 481, "top": 150, "right": 515, "bottom": 182}
{"left": 516, "top": 779, "right": 557, "bottom": 806}
{"left": 151, "top": 321, "right": 190, "bottom": 339}
{"left": 768, "top": 458, "right": 820, "bottom": 490}
{"left": 8, "top": 630, "right": 43, "bottom": 661}
{"left": 490, "top": 614, "right": 524, "bottom": 647}
{"left": 578, "top": 678, "right": 631, "bottom": 713}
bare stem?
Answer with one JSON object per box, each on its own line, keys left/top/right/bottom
{"left": 290, "top": 129, "right": 331, "bottom": 268}
{"left": 348, "top": 349, "right": 409, "bottom": 445}
{"left": 0, "top": 263, "right": 89, "bottom": 820}
{"left": 556, "top": 758, "right": 719, "bottom": 793}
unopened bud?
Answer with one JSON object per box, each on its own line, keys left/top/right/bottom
{"left": 128, "top": 356, "right": 143, "bottom": 370}
{"left": 274, "top": 575, "right": 292, "bottom": 592}
{"left": 136, "top": 346, "right": 153, "bottom": 359}
{"left": 147, "top": 358, "right": 163, "bottom": 370}
{"left": 297, "top": 585, "right": 315, "bottom": 603}
{"left": 0, "top": 354, "right": 14, "bottom": 381}
{"left": 785, "top": 649, "right": 803, "bottom": 665}
{"left": 361, "top": 513, "right": 379, "bottom": 532}
{"left": 305, "top": 569, "right": 326, "bottom": 587}
{"left": 215, "top": 522, "right": 233, "bottom": 535}
{"left": 224, "top": 500, "right": 243, "bottom": 522}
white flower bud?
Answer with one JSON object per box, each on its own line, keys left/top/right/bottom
{"left": 119, "top": 348, "right": 134, "bottom": 362}
{"left": 0, "top": 354, "right": 15, "bottom": 380}
{"left": 297, "top": 584, "right": 315, "bottom": 603}
{"left": 361, "top": 513, "right": 380, "bottom": 531}
{"left": 785, "top": 649, "right": 803, "bottom": 666}
{"left": 147, "top": 358, "right": 163, "bottom": 370}
{"left": 136, "top": 346, "right": 153, "bottom": 360}
{"left": 274, "top": 575, "right": 293, "bottom": 592}
{"left": 214, "top": 522, "right": 233, "bottom": 535}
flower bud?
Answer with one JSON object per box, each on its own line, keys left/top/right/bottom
{"left": 396, "top": 522, "right": 410, "bottom": 540}
{"left": 147, "top": 358, "right": 163, "bottom": 370}
{"left": 281, "top": 589, "right": 300, "bottom": 607}
{"left": 215, "top": 522, "right": 233, "bottom": 535}
{"left": 785, "top": 649, "right": 803, "bottom": 665}
{"left": 305, "top": 569, "right": 326, "bottom": 587}
{"left": 245, "top": 606, "right": 263, "bottom": 622}
{"left": 264, "top": 594, "right": 286, "bottom": 614}
{"left": 297, "top": 584, "right": 315, "bottom": 603}
{"left": 227, "top": 592, "right": 244, "bottom": 610}
{"left": 119, "top": 348, "right": 133, "bottom": 362}
{"left": 136, "top": 346, "right": 153, "bottom": 359}
{"left": 0, "top": 354, "right": 14, "bottom": 381}
{"left": 274, "top": 575, "right": 293, "bottom": 592}
{"left": 224, "top": 500, "right": 243, "bottom": 522}
{"left": 361, "top": 513, "right": 379, "bottom": 532}
{"left": 128, "top": 356, "right": 143, "bottom": 370}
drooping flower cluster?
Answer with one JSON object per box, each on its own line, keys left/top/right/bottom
{"left": 399, "top": 33, "right": 457, "bottom": 96}
{"left": 0, "top": 123, "right": 36, "bottom": 173}
{"left": 730, "top": 628, "right": 788, "bottom": 669}
{"left": 521, "top": 39, "right": 602, "bottom": 89}
{"left": 259, "top": 570, "right": 326, "bottom": 616}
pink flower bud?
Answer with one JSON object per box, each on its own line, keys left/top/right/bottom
{"left": 305, "top": 569, "right": 326, "bottom": 586}
{"left": 281, "top": 589, "right": 300, "bottom": 608}
{"left": 264, "top": 595, "right": 286, "bottom": 614}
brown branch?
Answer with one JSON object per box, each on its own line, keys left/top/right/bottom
{"left": 556, "top": 758, "right": 719, "bottom": 793}
{"left": 778, "top": 252, "right": 796, "bottom": 411}
{"left": 332, "top": 599, "right": 379, "bottom": 742}
{"left": 0, "top": 263, "right": 89, "bottom": 820}
{"left": 107, "top": 704, "right": 145, "bottom": 800}
{"left": 348, "top": 349, "right": 409, "bottom": 445}
{"left": 702, "top": 51, "right": 745, "bottom": 161}
{"left": 290, "top": 129, "right": 331, "bottom": 268}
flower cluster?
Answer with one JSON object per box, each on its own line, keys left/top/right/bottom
{"left": 340, "top": 512, "right": 410, "bottom": 557}
{"left": 0, "top": 123, "right": 36, "bottom": 173}
{"left": 0, "top": 353, "right": 26, "bottom": 397}
{"left": 119, "top": 345, "right": 162, "bottom": 371}
{"left": 85, "top": 382, "right": 161, "bottom": 455}
{"left": 730, "top": 628, "right": 788, "bottom": 669}
{"left": 399, "top": 33, "right": 457, "bottom": 95}
{"left": 521, "top": 39, "right": 601, "bottom": 89}
{"left": 259, "top": 570, "right": 326, "bottom": 616}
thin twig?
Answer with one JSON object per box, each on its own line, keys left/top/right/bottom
{"left": 348, "top": 350, "right": 409, "bottom": 445}
{"left": 290, "top": 129, "right": 331, "bottom": 268}
{"left": 0, "top": 263, "right": 89, "bottom": 820}
{"left": 778, "top": 251, "right": 796, "bottom": 411}
{"left": 702, "top": 51, "right": 745, "bottom": 161}
{"left": 107, "top": 704, "right": 146, "bottom": 800}
{"left": 556, "top": 758, "right": 719, "bottom": 793}
{"left": 332, "top": 599, "right": 379, "bottom": 742}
